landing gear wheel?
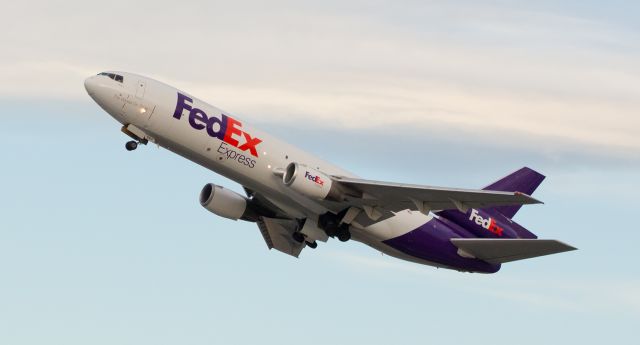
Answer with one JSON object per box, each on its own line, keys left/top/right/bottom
{"left": 125, "top": 141, "right": 138, "bottom": 151}
{"left": 337, "top": 228, "right": 351, "bottom": 242}
{"left": 324, "top": 226, "right": 338, "bottom": 237}
{"left": 318, "top": 213, "right": 340, "bottom": 236}
{"left": 305, "top": 241, "right": 318, "bottom": 249}
{"left": 292, "top": 232, "right": 305, "bottom": 243}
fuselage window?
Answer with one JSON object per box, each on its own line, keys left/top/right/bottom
{"left": 97, "top": 72, "right": 124, "bottom": 83}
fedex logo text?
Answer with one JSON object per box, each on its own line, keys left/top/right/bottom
{"left": 469, "top": 209, "right": 504, "bottom": 236}
{"left": 305, "top": 171, "right": 324, "bottom": 186}
{"left": 172, "top": 93, "right": 262, "bottom": 157}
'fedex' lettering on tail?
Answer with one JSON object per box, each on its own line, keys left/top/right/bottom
{"left": 469, "top": 209, "right": 504, "bottom": 236}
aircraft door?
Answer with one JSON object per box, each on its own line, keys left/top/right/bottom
{"left": 135, "top": 80, "right": 146, "bottom": 98}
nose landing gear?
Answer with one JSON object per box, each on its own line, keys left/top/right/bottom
{"left": 125, "top": 140, "right": 138, "bottom": 151}
{"left": 121, "top": 125, "right": 149, "bottom": 152}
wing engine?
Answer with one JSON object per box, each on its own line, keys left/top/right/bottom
{"left": 199, "top": 183, "right": 262, "bottom": 221}
{"left": 282, "top": 162, "right": 345, "bottom": 201}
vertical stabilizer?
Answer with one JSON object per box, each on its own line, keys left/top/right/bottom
{"left": 437, "top": 167, "right": 544, "bottom": 239}
{"left": 483, "top": 167, "right": 545, "bottom": 219}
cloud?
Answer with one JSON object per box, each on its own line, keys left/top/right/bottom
{"left": 1, "top": 0, "right": 638, "bottom": 160}
{"left": 0, "top": 61, "right": 95, "bottom": 100}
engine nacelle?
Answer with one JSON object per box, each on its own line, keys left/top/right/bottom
{"left": 282, "top": 162, "right": 342, "bottom": 201}
{"left": 199, "top": 183, "right": 258, "bottom": 221}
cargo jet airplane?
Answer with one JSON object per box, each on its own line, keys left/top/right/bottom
{"left": 85, "top": 71, "right": 576, "bottom": 273}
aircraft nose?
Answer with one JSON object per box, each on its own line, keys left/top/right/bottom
{"left": 84, "top": 75, "right": 98, "bottom": 95}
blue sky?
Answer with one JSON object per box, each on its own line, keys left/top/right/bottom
{"left": 1, "top": 1, "right": 638, "bottom": 344}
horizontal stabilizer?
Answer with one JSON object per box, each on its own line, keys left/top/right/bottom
{"left": 451, "top": 238, "right": 576, "bottom": 264}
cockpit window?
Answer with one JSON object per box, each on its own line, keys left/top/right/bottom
{"left": 97, "top": 72, "right": 124, "bottom": 83}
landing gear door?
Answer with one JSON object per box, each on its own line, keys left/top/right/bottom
{"left": 135, "top": 80, "right": 146, "bottom": 98}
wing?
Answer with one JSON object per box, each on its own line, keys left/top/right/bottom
{"left": 331, "top": 176, "right": 542, "bottom": 222}
{"left": 451, "top": 238, "right": 577, "bottom": 263}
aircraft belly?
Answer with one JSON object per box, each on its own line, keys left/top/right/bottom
{"left": 380, "top": 218, "right": 501, "bottom": 273}
{"left": 352, "top": 235, "right": 452, "bottom": 270}
{"left": 357, "top": 210, "right": 433, "bottom": 241}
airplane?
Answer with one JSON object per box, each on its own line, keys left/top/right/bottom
{"left": 84, "top": 71, "right": 576, "bottom": 273}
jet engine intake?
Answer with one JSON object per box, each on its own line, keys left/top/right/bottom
{"left": 199, "top": 183, "right": 259, "bottom": 221}
{"left": 282, "top": 162, "right": 343, "bottom": 201}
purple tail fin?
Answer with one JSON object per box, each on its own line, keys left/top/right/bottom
{"left": 483, "top": 167, "right": 545, "bottom": 219}
{"left": 436, "top": 167, "right": 544, "bottom": 239}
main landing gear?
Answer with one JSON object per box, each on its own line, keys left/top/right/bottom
{"left": 318, "top": 212, "right": 351, "bottom": 242}
{"left": 292, "top": 231, "right": 305, "bottom": 243}
{"left": 336, "top": 228, "right": 351, "bottom": 242}
{"left": 125, "top": 140, "right": 138, "bottom": 151}
{"left": 291, "top": 212, "right": 351, "bottom": 249}
{"left": 292, "top": 231, "right": 318, "bottom": 249}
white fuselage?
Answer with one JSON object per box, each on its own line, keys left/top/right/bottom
{"left": 85, "top": 71, "right": 442, "bottom": 268}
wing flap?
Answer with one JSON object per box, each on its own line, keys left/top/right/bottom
{"left": 451, "top": 238, "right": 576, "bottom": 264}
{"left": 257, "top": 217, "right": 304, "bottom": 257}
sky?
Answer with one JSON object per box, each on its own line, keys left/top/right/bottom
{"left": 0, "top": 1, "right": 638, "bottom": 344}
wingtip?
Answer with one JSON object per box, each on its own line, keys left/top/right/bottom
{"left": 546, "top": 239, "right": 578, "bottom": 252}
{"left": 560, "top": 242, "right": 578, "bottom": 252}
{"left": 515, "top": 191, "right": 544, "bottom": 205}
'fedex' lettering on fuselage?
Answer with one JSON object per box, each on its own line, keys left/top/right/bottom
{"left": 469, "top": 209, "right": 504, "bottom": 236}
{"left": 172, "top": 92, "right": 262, "bottom": 157}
